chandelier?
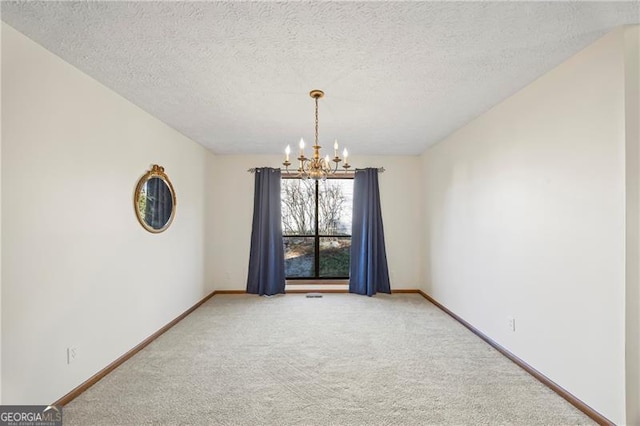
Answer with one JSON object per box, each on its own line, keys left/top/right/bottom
{"left": 283, "top": 90, "right": 351, "bottom": 179}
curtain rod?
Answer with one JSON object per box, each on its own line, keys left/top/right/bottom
{"left": 247, "top": 167, "right": 385, "bottom": 173}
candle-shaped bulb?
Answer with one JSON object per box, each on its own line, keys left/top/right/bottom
{"left": 285, "top": 145, "right": 291, "bottom": 161}
{"left": 334, "top": 139, "right": 339, "bottom": 157}
{"left": 325, "top": 154, "right": 330, "bottom": 168}
{"left": 343, "top": 148, "right": 349, "bottom": 163}
{"left": 299, "top": 138, "right": 305, "bottom": 157}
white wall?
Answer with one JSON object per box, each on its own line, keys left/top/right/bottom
{"left": 625, "top": 25, "right": 640, "bottom": 426}
{"left": 209, "top": 155, "right": 422, "bottom": 291}
{"left": 1, "top": 23, "right": 216, "bottom": 404}
{"left": 421, "top": 29, "right": 628, "bottom": 423}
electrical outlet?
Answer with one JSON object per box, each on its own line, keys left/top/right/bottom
{"left": 507, "top": 316, "right": 516, "bottom": 332}
{"left": 67, "top": 347, "right": 78, "bottom": 364}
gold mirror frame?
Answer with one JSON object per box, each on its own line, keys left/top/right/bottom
{"left": 134, "top": 164, "right": 177, "bottom": 233}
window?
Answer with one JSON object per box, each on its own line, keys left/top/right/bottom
{"left": 281, "top": 178, "right": 353, "bottom": 279}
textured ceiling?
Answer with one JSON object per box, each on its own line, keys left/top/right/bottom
{"left": 2, "top": 2, "right": 639, "bottom": 155}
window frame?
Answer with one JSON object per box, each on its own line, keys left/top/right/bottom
{"left": 281, "top": 174, "right": 353, "bottom": 280}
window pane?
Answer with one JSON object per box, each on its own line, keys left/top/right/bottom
{"left": 281, "top": 179, "right": 315, "bottom": 235}
{"left": 319, "top": 237, "right": 351, "bottom": 277}
{"left": 284, "top": 237, "right": 315, "bottom": 278}
{"left": 318, "top": 179, "right": 353, "bottom": 235}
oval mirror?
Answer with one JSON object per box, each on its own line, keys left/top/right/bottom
{"left": 134, "top": 165, "right": 176, "bottom": 233}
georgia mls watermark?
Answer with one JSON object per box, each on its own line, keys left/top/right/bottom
{"left": 0, "top": 405, "right": 62, "bottom": 426}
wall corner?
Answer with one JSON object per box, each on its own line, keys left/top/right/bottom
{"left": 625, "top": 23, "right": 640, "bottom": 426}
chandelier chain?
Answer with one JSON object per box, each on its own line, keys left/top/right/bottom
{"left": 314, "top": 96, "right": 319, "bottom": 148}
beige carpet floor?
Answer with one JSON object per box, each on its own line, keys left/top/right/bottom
{"left": 64, "top": 293, "right": 594, "bottom": 425}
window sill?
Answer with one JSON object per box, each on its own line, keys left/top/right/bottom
{"left": 286, "top": 279, "right": 349, "bottom": 285}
